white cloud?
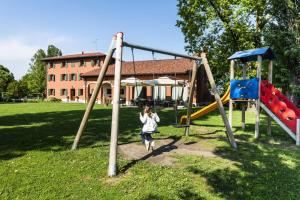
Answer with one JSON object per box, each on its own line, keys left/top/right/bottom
{"left": 0, "top": 34, "right": 72, "bottom": 79}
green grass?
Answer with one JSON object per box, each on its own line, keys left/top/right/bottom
{"left": 0, "top": 102, "right": 300, "bottom": 199}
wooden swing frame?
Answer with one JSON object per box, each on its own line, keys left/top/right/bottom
{"left": 71, "top": 32, "right": 237, "bottom": 177}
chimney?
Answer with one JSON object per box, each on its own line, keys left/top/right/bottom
{"left": 81, "top": 51, "right": 84, "bottom": 55}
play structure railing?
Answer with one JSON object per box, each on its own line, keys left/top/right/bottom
{"left": 261, "top": 80, "right": 300, "bottom": 133}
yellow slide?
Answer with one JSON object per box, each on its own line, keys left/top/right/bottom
{"left": 180, "top": 87, "right": 230, "bottom": 124}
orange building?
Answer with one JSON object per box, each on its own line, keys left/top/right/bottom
{"left": 43, "top": 52, "right": 212, "bottom": 105}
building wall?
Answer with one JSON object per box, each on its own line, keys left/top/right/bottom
{"left": 46, "top": 58, "right": 212, "bottom": 105}
{"left": 46, "top": 57, "right": 104, "bottom": 102}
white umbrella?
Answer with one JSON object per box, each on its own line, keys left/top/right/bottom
{"left": 121, "top": 77, "right": 144, "bottom": 86}
{"left": 154, "top": 76, "right": 184, "bottom": 86}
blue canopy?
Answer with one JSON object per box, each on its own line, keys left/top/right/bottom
{"left": 228, "top": 47, "right": 275, "bottom": 62}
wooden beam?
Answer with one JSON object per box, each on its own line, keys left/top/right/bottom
{"left": 201, "top": 53, "right": 237, "bottom": 149}
{"left": 296, "top": 119, "right": 300, "bottom": 146}
{"left": 229, "top": 60, "right": 235, "bottom": 128}
{"left": 184, "top": 60, "right": 199, "bottom": 136}
{"left": 267, "top": 60, "right": 273, "bottom": 136}
{"left": 108, "top": 32, "right": 123, "bottom": 177}
{"left": 71, "top": 36, "right": 116, "bottom": 150}
{"left": 241, "top": 63, "right": 247, "bottom": 131}
{"left": 255, "top": 55, "right": 262, "bottom": 139}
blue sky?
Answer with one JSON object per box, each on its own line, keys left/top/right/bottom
{"left": 0, "top": 0, "right": 186, "bottom": 79}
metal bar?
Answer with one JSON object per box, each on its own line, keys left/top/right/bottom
{"left": 267, "top": 60, "right": 273, "bottom": 136}
{"left": 229, "top": 60, "right": 235, "bottom": 128}
{"left": 201, "top": 53, "right": 237, "bottom": 149}
{"left": 241, "top": 63, "right": 247, "bottom": 130}
{"left": 108, "top": 32, "right": 124, "bottom": 177}
{"left": 255, "top": 55, "right": 263, "bottom": 139}
{"left": 123, "top": 41, "right": 202, "bottom": 61}
{"left": 184, "top": 60, "right": 199, "bottom": 136}
{"left": 296, "top": 119, "right": 300, "bottom": 146}
{"left": 71, "top": 35, "right": 116, "bottom": 150}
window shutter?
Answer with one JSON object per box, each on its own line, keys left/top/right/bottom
{"left": 65, "top": 74, "right": 68, "bottom": 81}
{"left": 60, "top": 74, "right": 62, "bottom": 81}
{"left": 60, "top": 89, "right": 63, "bottom": 96}
{"left": 53, "top": 75, "right": 55, "bottom": 82}
{"left": 53, "top": 62, "right": 55, "bottom": 68}
{"left": 53, "top": 89, "right": 55, "bottom": 96}
{"left": 65, "top": 62, "right": 68, "bottom": 68}
{"left": 91, "top": 60, "right": 95, "bottom": 67}
{"left": 74, "top": 74, "right": 77, "bottom": 81}
{"left": 66, "top": 89, "right": 68, "bottom": 96}
{"left": 48, "top": 89, "right": 50, "bottom": 95}
{"left": 78, "top": 73, "right": 80, "bottom": 80}
{"left": 47, "top": 62, "right": 50, "bottom": 68}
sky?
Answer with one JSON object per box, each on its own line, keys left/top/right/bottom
{"left": 0, "top": 0, "right": 186, "bottom": 80}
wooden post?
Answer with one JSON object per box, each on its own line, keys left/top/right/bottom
{"left": 255, "top": 55, "right": 262, "bottom": 139}
{"left": 201, "top": 53, "right": 237, "bottom": 149}
{"left": 108, "top": 32, "right": 123, "bottom": 177}
{"left": 241, "top": 63, "right": 247, "bottom": 130}
{"left": 229, "top": 60, "right": 235, "bottom": 128}
{"left": 71, "top": 36, "right": 116, "bottom": 150}
{"left": 296, "top": 119, "right": 300, "bottom": 146}
{"left": 267, "top": 60, "right": 273, "bottom": 136}
{"left": 184, "top": 60, "right": 198, "bottom": 136}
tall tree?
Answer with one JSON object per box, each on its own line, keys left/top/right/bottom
{"left": 264, "top": 0, "right": 300, "bottom": 104}
{"left": 27, "top": 45, "right": 62, "bottom": 95}
{"left": 0, "top": 65, "right": 14, "bottom": 94}
{"left": 177, "top": 0, "right": 300, "bottom": 104}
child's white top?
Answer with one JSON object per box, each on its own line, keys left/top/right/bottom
{"left": 140, "top": 113, "right": 160, "bottom": 133}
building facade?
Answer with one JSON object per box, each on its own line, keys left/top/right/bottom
{"left": 44, "top": 52, "right": 212, "bottom": 105}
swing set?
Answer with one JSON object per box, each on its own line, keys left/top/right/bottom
{"left": 71, "top": 32, "right": 237, "bottom": 177}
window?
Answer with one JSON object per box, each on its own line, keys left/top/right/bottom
{"left": 48, "top": 74, "right": 55, "bottom": 82}
{"left": 61, "top": 61, "right": 67, "bottom": 68}
{"left": 79, "top": 60, "right": 85, "bottom": 67}
{"left": 106, "top": 88, "right": 112, "bottom": 95}
{"left": 78, "top": 89, "right": 83, "bottom": 96}
{"left": 48, "top": 89, "right": 55, "bottom": 96}
{"left": 91, "top": 59, "right": 95, "bottom": 67}
{"left": 48, "top": 62, "right": 54, "bottom": 68}
{"left": 60, "top": 89, "right": 68, "bottom": 96}
{"left": 60, "top": 74, "right": 68, "bottom": 81}
{"left": 120, "top": 88, "right": 125, "bottom": 95}
{"left": 69, "top": 73, "right": 77, "bottom": 81}
{"left": 71, "top": 62, "right": 75, "bottom": 68}
{"left": 78, "top": 73, "right": 83, "bottom": 81}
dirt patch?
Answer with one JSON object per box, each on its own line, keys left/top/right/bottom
{"left": 118, "top": 137, "right": 220, "bottom": 167}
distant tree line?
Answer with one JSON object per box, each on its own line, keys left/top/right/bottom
{"left": 177, "top": 0, "right": 300, "bottom": 105}
{"left": 0, "top": 45, "right": 61, "bottom": 101}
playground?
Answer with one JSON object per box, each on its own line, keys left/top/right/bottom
{"left": 1, "top": 102, "right": 300, "bottom": 199}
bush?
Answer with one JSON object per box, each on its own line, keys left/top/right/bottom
{"left": 47, "top": 97, "right": 61, "bottom": 102}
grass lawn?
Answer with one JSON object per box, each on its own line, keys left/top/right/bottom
{"left": 1, "top": 102, "right": 300, "bottom": 199}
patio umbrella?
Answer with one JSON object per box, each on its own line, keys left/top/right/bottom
{"left": 121, "top": 77, "right": 144, "bottom": 86}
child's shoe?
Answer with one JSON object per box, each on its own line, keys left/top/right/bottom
{"left": 145, "top": 140, "right": 150, "bottom": 151}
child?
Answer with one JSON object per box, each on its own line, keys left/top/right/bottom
{"left": 139, "top": 106, "right": 160, "bottom": 151}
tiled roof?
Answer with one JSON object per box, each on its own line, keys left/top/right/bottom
{"left": 82, "top": 58, "right": 193, "bottom": 77}
{"left": 41, "top": 52, "right": 106, "bottom": 61}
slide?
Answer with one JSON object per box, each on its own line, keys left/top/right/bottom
{"left": 260, "top": 80, "right": 300, "bottom": 137}
{"left": 180, "top": 87, "right": 230, "bottom": 124}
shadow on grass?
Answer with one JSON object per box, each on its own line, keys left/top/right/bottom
{"left": 119, "top": 136, "right": 181, "bottom": 173}
{"left": 0, "top": 106, "right": 180, "bottom": 160}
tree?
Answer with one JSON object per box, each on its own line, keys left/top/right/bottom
{"left": 176, "top": 0, "right": 300, "bottom": 104}
{"left": 264, "top": 0, "right": 300, "bottom": 104}
{"left": 0, "top": 65, "right": 14, "bottom": 93}
{"left": 6, "top": 81, "right": 20, "bottom": 98}
{"left": 27, "top": 45, "right": 62, "bottom": 95}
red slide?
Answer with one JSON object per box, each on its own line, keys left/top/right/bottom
{"left": 260, "top": 80, "right": 300, "bottom": 133}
